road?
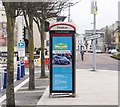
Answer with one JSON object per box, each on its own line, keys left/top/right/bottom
{"left": 76, "top": 51, "right": 118, "bottom": 71}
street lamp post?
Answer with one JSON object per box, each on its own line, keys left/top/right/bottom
{"left": 68, "top": 3, "right": 73, "bottom": 22}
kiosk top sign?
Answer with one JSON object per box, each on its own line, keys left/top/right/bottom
{"left": 49, "top": 22, "right": 76, "bottom": 31}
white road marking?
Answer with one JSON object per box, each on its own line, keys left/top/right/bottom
{"left": 14, "top": 78, "right": 29, "bottom": 92}
{"left": 14, "top": 79, "right": 17, "bottom": 82}
{"left": 20, "top": 86, "right": 47, "bottom": 89}
{"left": 1, "top": 87, "right": 3, "bottom": 90}
{"left": 0, "top": 77, "right": 29, "bottom": 104}
{"left": 16, "top": 90, "right": 45, "bottom": 93}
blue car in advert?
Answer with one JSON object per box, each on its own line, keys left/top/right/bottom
{"left": 53, "top": 56, "right": 70, "bottom": 65}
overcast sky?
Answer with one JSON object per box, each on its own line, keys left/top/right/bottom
{"left": 61, "top": 0, "right": 120, "bottom": 34}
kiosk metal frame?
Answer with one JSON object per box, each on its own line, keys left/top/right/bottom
{"left": 49, "top": 22, "right": 76, "bottom": 97}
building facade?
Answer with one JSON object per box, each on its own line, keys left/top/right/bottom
{"left": 0, "top": 4, "right": 23, "bottom": 53}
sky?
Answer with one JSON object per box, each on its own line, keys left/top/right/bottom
{"left": 0, "top": 0, "right": 119, "bottom": 34}
{"left": 61, "top": 0, "right": 120, "bottom": 34}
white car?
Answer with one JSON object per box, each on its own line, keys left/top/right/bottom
{"left": 96, "top": 49, "right": 102, "bottom": 53}
{"left": 108, "top": 49, "right": 112, "bottom": 54}
{"left": 110, "top": 49, "right": 118, "bottom": 54}
{"left": 108, "top": 49, "right": 118, "bottom": 54}
{"left": 88, "top": 49, "right": 93, "bottom": 53}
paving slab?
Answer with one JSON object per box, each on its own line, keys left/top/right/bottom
{"left": 37, "top": 69, "right": 118, "bottom": 105}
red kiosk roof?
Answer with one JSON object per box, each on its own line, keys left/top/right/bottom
{"left": 49, "top": 22, "right": 76, "bottom": 31}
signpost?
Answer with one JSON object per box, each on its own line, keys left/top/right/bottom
{"left": 85, "top": 30, "right": 104, "bottom": 35}
{"left": 91, "top": 0, "right": 98, "bottom": 71}
{"left": 84, "top": 32, "right": 104, "bottom": 71}
{"left": 49, "top": 22, "right": 76, "bottom": 97}
{"left": 18, "top": 41, "right": 25, "bottom": 57}
{"left": 84, "top": 33, "right": 104, "bottom": 41}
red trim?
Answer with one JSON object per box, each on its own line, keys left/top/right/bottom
{"left": 52, "top": 34, "right": 72, "bottom": 37}
{"left": 49, "top": 23, "right": 76, "bottom": 31}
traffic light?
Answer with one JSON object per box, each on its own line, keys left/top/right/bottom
{"left": 23, "top": 26, "right": 26, "bottom": 41}
{"left": 45, "top": 21, "right": 50, "bottom": 32}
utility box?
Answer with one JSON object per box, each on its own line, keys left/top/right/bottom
{"left": 49, "top": 22, "right": 76, "bottom": 97}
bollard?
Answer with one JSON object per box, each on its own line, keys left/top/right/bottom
{"left": 21, "top": 62, "right": 24, "bottom": 77}
{"left": 3, "top": 69, "right": 7, "bottom": 89}
{"left": 17, "top": 64, "right": 20, "bottom": 80}
{"left": 23, "top": 62, "right": 25, "bottom": 76}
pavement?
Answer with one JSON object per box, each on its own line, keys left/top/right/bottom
{"left": 0, "top": 67, "right": 49, "bottom": 107}
{"left": 37, "top": 69, "right": 118, "bottom": 106}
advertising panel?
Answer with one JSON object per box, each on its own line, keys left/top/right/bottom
{"left": 49, "top": 22, "right": 76, "bottom": 97}
{"left": 52, "top": 34, "right": 72, "bottom": 90}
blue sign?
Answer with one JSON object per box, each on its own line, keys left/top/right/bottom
{"left": 46, "top": 40, "right": 49, "bottom": 46}
{"left": 18, "top": 42, "right": 25, "bottom": 57}
{"left": 18, "top": 42, "right": 25, "bottom": 48}
{"left": 52, "top": 36, "right": 72, "bottom": 90}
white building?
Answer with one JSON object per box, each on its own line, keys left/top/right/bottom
{"left": 0, "top": 4, "right": 23, "bottom": 53}
{"left": 85, "top": 30, "right": 105, "bottom": 51}
{"left": 0, "top": 2, "right": 69, "bottom": 57}
{"left": 76, "top": 34, "right": 85, "bottom": 51}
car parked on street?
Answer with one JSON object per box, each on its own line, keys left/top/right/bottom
{"left": 108, "top": 49, "right": 118, "bottom": 54}
{"left": 110, "top": 49, "right": 118, "bottom": 54}
{"left": 96, "top": 49, "right": 102, "bottom": 53}
{"left": 88, "top": 49, "right": 93, "bottom": 53}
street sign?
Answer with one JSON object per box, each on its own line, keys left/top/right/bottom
{"left": 85, "top": 30, "right": 104, "bottom": 35}
{"left": 84, "top": 34, "right": 104, "bottom": 41}
{"left": 18, "top": 42, "right": 25, "bottom": 57}
{"left": 18, "top": 42, "right": 25, "bottom": 48}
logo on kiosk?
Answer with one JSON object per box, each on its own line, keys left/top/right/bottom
{"left": 55, "top": 43, "right": 67, "bottom": 49}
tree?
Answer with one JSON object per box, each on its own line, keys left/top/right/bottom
{"left": 105, "top": 26, "right": 111, "bottom": 50}
{"left": 3, "top": 2, "right": 17, "bottom": 106}
{"left": 33, "top": 2, "right": 67, "bottom": 78}
{"left": 84, "top": 40, "right": 88, "bottom": 50}
{"left": 22, "top": 3, "right": 35, "bottom": 89}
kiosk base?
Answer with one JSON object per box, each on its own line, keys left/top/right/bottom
{"left": 49, "top": 93, "right": 76, "bottom": 98}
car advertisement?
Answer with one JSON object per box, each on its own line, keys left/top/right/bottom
{"left": 52, "top": 36, "right": 72, "bottom": 90}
